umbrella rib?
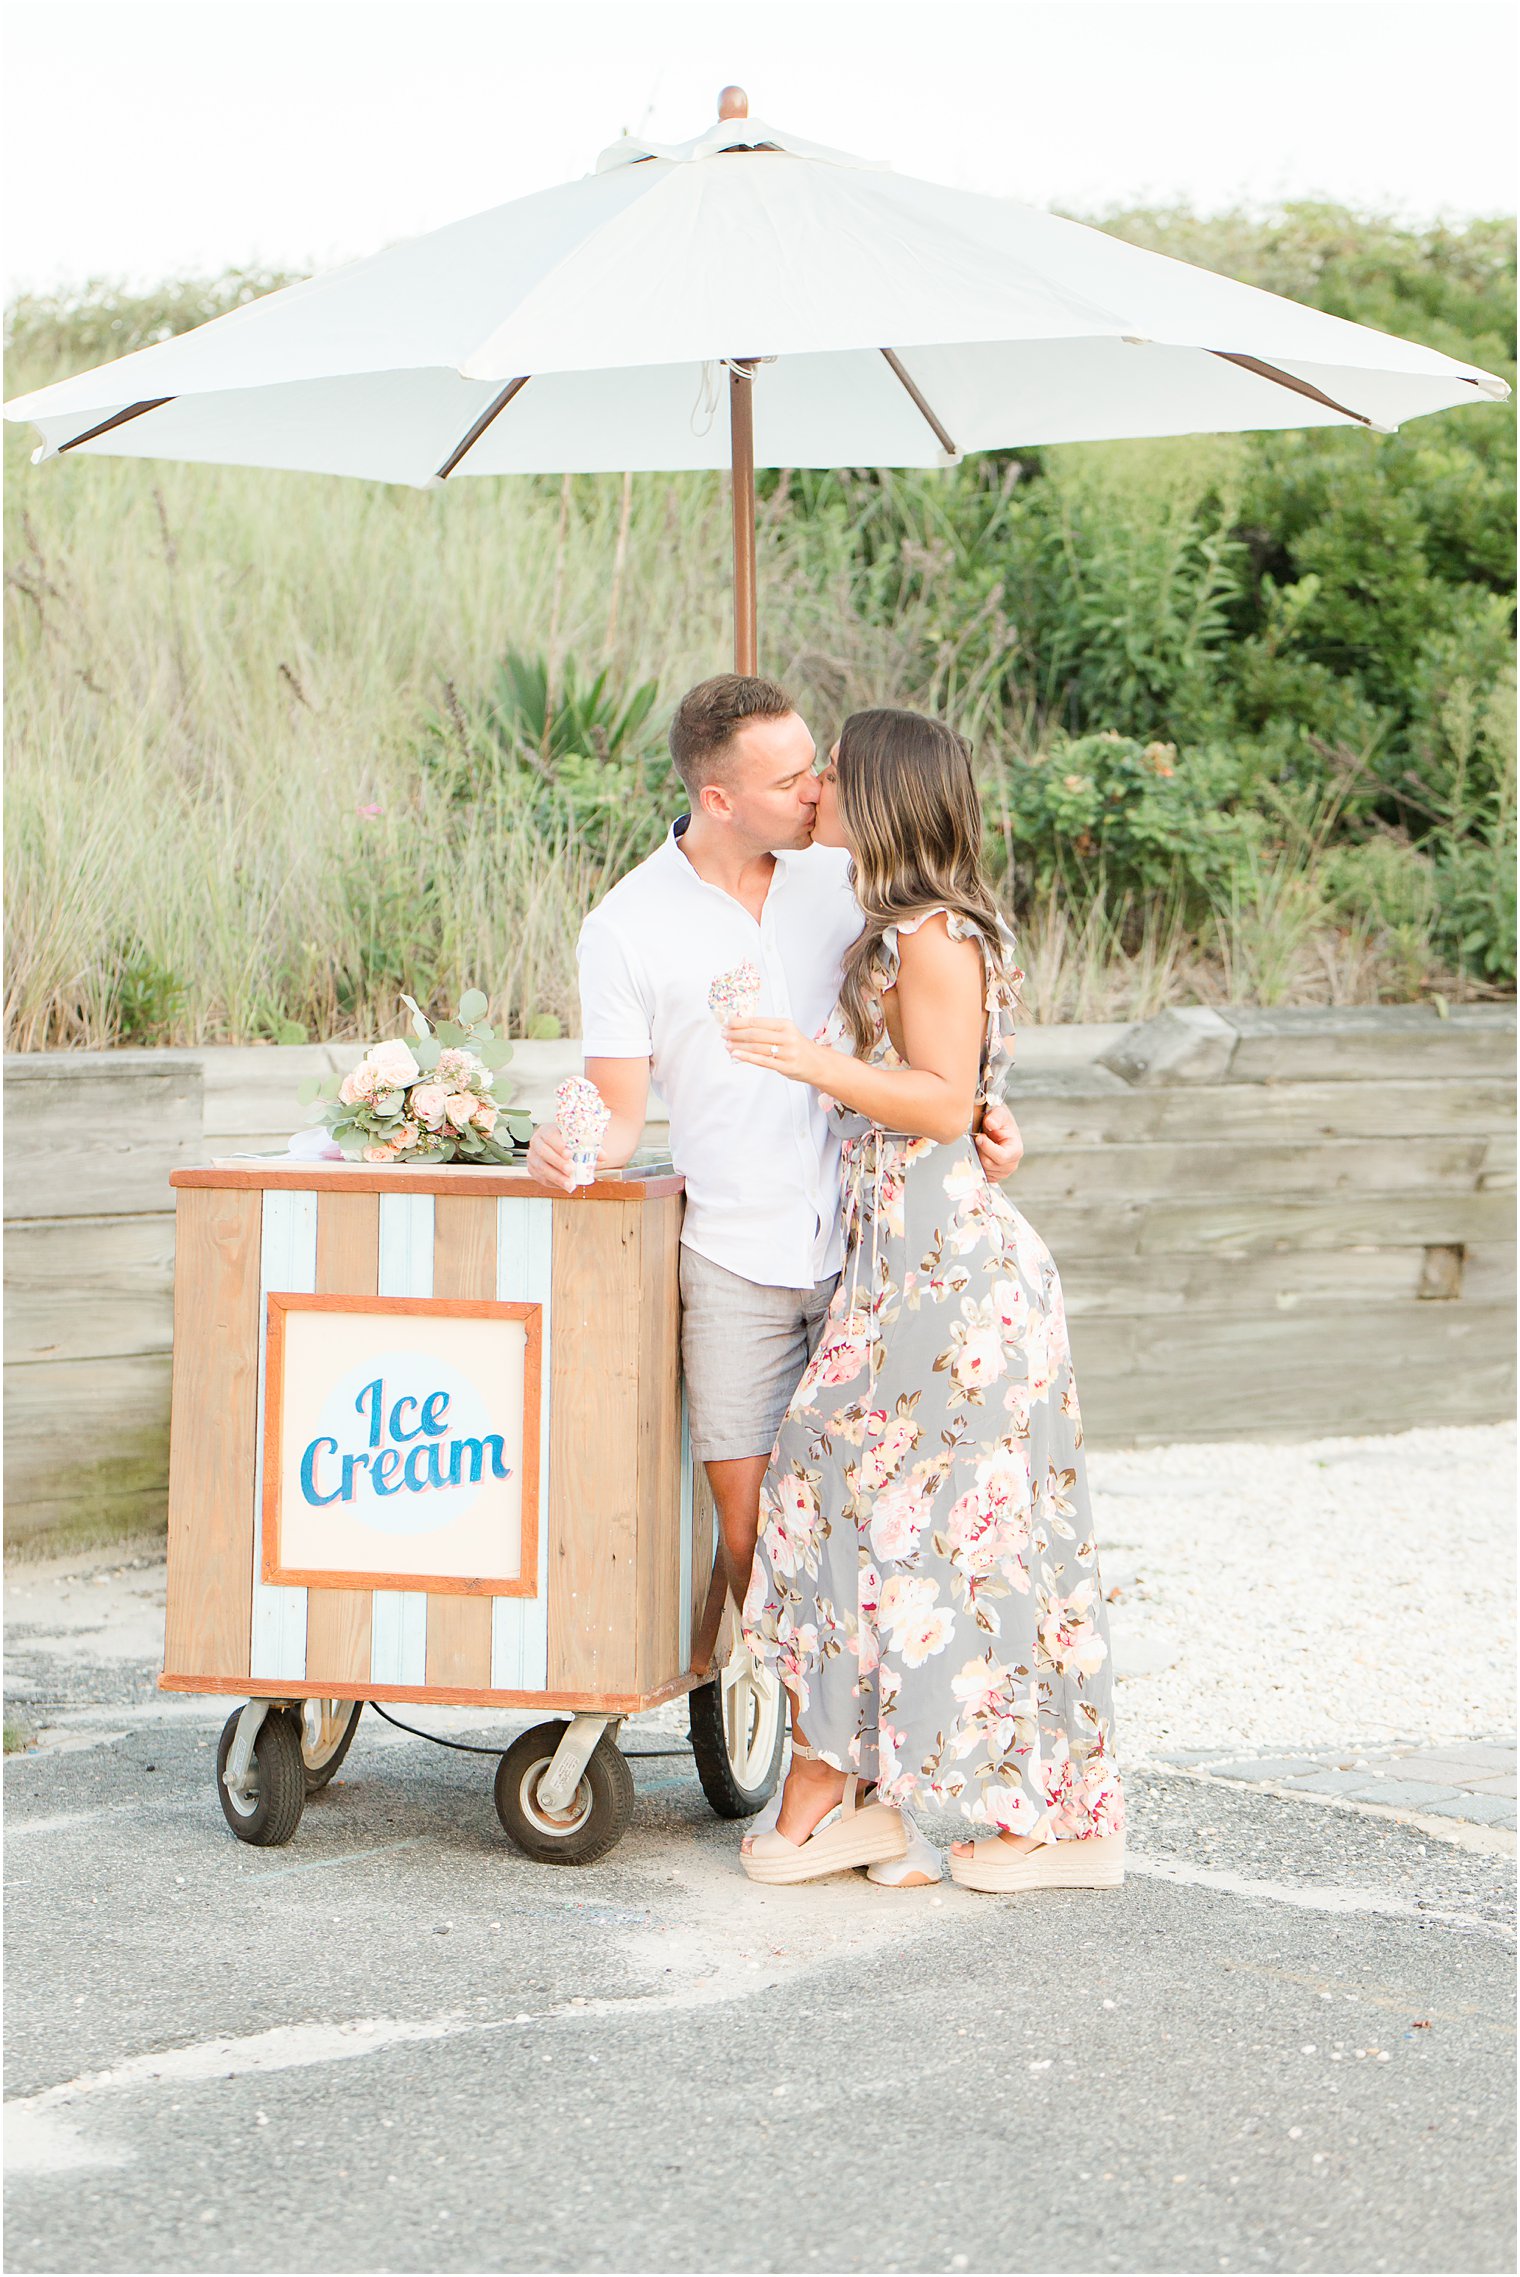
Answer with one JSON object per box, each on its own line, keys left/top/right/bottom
{"left": 880, "top": 350, "right": 959, "bottom": 457}
{"left": 1209, "top": 352, "right": 1372, "bottom": 428}
{"left": 59, "top": 398, "right": 175, "bottom": 453}
{"left": 436, "top": 376, "right": 532, "bottom": 479}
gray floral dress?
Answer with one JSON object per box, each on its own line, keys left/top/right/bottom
{"left": 742, "top": 911, "right": 1125, "bottom": 1841}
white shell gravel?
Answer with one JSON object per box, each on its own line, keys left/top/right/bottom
{"left": 1092, "top": 1421, "right": 1516, "bottom": 1763}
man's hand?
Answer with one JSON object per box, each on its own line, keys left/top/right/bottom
{"left": 525, "top": 1121, "right": 585, "bottom": 1196}
{"left": 976, "top": 1098, "right": 1024, "bottom": 1183}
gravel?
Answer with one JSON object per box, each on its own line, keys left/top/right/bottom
{"left": 1089, "top": 1421, "right": 1516, "bottom": 1764}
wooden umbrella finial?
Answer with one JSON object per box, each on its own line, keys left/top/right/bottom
{"left": 718, "top": 86, "right": 749, "bottom": 119}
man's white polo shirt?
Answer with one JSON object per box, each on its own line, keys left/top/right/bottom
{"left": 577, "top": 821, "right": 862, "bottom": 1290}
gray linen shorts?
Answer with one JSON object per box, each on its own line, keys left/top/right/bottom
{"left": 679, "top": 1245, "right": 839, "bottom": 1464}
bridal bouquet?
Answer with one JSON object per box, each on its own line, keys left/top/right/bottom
{"left": 295, "top": 989, "right": 532, "bottom": 1165}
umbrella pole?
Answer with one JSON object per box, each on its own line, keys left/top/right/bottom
{"left": 729, "top": 360, "right": 758, "bottom": 674}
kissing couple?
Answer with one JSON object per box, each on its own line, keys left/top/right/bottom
{"left": 528, "top": 675, "right": 1125, "bottom": 1894}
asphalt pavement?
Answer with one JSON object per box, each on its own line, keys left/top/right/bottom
{"left": 4, "top": 1584, "right": 1515, "bottom": 2277}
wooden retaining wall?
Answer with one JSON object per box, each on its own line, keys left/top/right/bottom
{"left": 3, "top": 1006, "right": 1513, "bottom": 1546}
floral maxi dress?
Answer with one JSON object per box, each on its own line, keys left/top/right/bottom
{"left": 742, "top": 912, "right": 1125, "bottom": 1841}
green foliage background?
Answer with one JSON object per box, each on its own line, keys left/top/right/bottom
{"left": 4, "top": 205, "right": 1514, "bottom": 1046}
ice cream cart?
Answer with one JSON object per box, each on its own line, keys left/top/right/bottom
{"left": 159, "top": 1160, "right": 783, "bottom": 1862}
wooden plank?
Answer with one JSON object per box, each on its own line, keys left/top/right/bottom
{"left": 4, "top": 1055, "right": 203, "bottom": 1219}
{"left": 175, "top": 1165, "right": 683, "bottom": 1201}
{"left": 370, "top": 1194, "right": 433, "bottom": 1686}
{"left": 424, "top": 1594, "right": 495, "bottom": 1687}
{"left": 1478, "top": 1130, "right": 1516, "bottom": 1191}
{"left": 691, "top": 1468, "right": 718, "bottom": 1666}
{"left": 1463, "top": 1246, "right": 1519, "bottom": 1306}
{"left": 1076, "top": 1302, "right": 1515, "bottom": 1447}
{"left": 3, "top": 1215, "right": 176, "bottom": 1365}
{"left": 303, "top": 1192, "right": 378, "bottom": 1688}
{"left": 1053, "top": 1246, "right": 1432, "bottom": 1320}
{"left": 494, "top": 1197, "right": 554, "bottom": 1691}
{"left": 163, "top": 1188, "right": 261, "bottom": 1681}
{"left": 1022, "top": 1188, "right": 1516, "bottom": 1265}
{"left": 635, "top": 1194, "right": 684, "bottom": 1694}
{"left": 159, "top": 1669, "right": 706, "bottom": 1713}
{"left": 423, "top": 1194, "right": 498, "bottom": 1688}
{"left": 4, "top": 1354, "right": 173, "bottom": 1549}
{"left": 1005, "top": 1076, "right": 1515, "bottom": 1149}
{"left": 1012, "top": 1134, "right": 1490, "bottom": 1207}
{"left": 1221, "top": 1004, "right": 1515, "bottom": 1084}
{"left": 547, "top": 1199, "right": 642, "bottom": 1693}
{"left": 249, "top": 1192, "right": 314, "bottom": 1681}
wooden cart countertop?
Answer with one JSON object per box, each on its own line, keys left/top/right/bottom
{"left": 171, "top": 1161, "right": 684, "bottom": 1201}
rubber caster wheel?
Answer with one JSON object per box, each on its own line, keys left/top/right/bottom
{"left": 493, "top": 1721, "right": 634, "bottom": 1866}
{"left": 689, "top": 1644, "right": 786, "bottom": 1819}
{"left": 299, "top": 1699, "right": 363, "bottom": 1794}
{"left": 216, "top": 1707, "right": 306, "bottom": 1846}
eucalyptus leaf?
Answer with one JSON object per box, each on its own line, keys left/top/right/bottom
{"left": 435, "top": 1021, "right": 465, "bottom": 1047}
{"left": 400, "top": 991, "right": 431, "bottom": 1041}
{"left": 297, "top": 1075, "right": 321, "bottom": 1106}
{"left": 459, "top": 988, "right": 488, "bottom": 1022}
{"left": 480, "top": 1040, "right": 512, "bottom": 1070}
{"left": 413, "top": 1036, "right": 441, "bottom": 1071}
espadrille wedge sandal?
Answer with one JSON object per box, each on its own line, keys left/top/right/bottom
{"left": 949, "top": 1830, "right": 1125, "bottom": 1893}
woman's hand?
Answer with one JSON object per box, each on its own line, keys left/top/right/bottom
{"left": 724, "top": 1016, "right": 823, "bottom": 1086}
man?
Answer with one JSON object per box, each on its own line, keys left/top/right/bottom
{"left": 526, "top": 674, "right": 1023, "bottom": 1609}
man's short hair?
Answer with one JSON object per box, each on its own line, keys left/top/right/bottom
{"left": 668, "top": 674, "right": 794, "bottom": 797}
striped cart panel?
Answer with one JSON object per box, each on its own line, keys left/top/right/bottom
{"left": 369, "top": 1193, "right": 433, "bottom": 1686}
{"left": 164, "top": 1167, "right": 699, "bottom": 1712}
{"left": 493, "top": 1197, "right": 552, "bottom": 1691}
{"left": 679, "top": 1382, "right": 695, "bottom": 1668}
{"left": 249, "top": 1190, "right": 316, "bottom": 1681}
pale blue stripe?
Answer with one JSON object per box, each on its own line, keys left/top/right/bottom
{"left": 250, "top": 1189, "right": 316, "bottom": 1681}
{"left": 370, "top": 1193, "right": 432, "bottom": 1686}
{"left": 492, "top": 1197, "right": 552, "bottom": 1692}
{"left": 678, "top": 1383, "right": 695, "bottom": 1671}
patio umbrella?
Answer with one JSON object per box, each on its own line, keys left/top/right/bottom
{"left": 6, "top": 88, "right": 1509, "bottom": 670}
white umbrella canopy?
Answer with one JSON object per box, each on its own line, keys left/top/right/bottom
{"left": 6, "top": 91, "right": 1509, "bottom": 664}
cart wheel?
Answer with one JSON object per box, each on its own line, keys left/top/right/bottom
{"left": 689, "top": 1643, "right": 786, "bottom": 1819}
{"left": 299, "top": 1698, "right": 363, "bottom": 1794}
{"left": 216, "top": 1708, "right": 306, "bottom": 1846}
{"left": 493, "top": 1721, "right": 635, "bottom": 1866}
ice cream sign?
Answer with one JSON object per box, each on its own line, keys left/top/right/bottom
{"left": 262, "top": 1294, "right": 541, "bottom": 1596}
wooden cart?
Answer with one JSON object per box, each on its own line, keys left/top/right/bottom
{"left": 159, "top": 1161, "right": 783, "bottom": 1862}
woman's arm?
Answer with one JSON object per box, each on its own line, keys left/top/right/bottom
{"left": 726, "top": 914, "right": 985, "bottom": 1145}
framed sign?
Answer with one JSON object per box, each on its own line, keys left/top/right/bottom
{"left": 261, "top": 1293, "right": 542, "bottom": 1596}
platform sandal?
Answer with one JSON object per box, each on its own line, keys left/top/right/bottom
{"left": 866, "top": 1808, "right": 942, "bottom": 1887}
{"left": 740, "top": 1746, "right": 908, "bottom": 1885}
{"left": 949, "top": 1830, "right": 1125, "bottom": 1893}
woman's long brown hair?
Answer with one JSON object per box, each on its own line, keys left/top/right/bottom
{"left": 834, "top": 707, "right": 1009, "bottom": 1057}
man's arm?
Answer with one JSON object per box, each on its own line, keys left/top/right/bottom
{"left": 976, "top": 1097, "right": 1024, "bottom": 1183}
{"left": 525, "top": 1057, "right": 651, "bottom": 1194}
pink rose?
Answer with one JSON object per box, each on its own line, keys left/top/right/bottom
{"left": 410, "top": 1082, "right": 448, "bottom": 1131}
{"left": 362, "top": 1143, "right": 397, "bottom": 1164}
{"left": 443, "top": 1091, "right": 477, "bottom": 1129}
{"left": 473, "top": 1098, "right": 499, "bottom": 1134}
{"left": 367, "top": 1040, "right": 421, "bottom": 1090}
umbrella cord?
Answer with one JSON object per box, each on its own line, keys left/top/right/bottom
{"left": 365, "top": 1701, "right": 690, "bottom": 1758}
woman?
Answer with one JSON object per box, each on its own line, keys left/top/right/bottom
{"left": 726, "top": 708, "right": 1125, "bottom": 1893}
